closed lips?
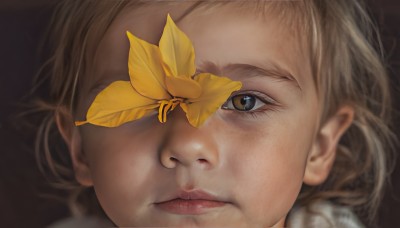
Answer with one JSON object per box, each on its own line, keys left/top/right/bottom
{"left": 155, "top": 190, "right": 229, "bottom": 215}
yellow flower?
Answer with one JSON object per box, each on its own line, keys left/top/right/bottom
{"left": 75, "top": 15, "right": 242, "bottom": 128}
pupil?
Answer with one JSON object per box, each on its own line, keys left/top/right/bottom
{"left": 233, "top": 95, "right": 256, "bottom": 111}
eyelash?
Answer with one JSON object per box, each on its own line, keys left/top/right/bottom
{"left": 221, "top": 91, "right": 277, "bottom": 118}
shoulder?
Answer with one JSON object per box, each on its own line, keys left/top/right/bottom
{"left": 287, "top": 201, "right": 365, "bottom": 228}
{"left": 47, "top": 216, "right": 112, "bottom": 228}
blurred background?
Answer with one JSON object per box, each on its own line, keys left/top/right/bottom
{"left": 0, "top": 0, "right": 399, "bottom": 227}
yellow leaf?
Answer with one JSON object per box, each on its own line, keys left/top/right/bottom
{"left": 184, "top": 73, "right": 242, "bottom": 127}
{"left": 127, "top": 31, "right": 170, "bottom": 100}
{"left": 77, "top": 16, "right": 243, "bottom": 129}
{"left": 159, "top": 14, "right": 196, "bottom": 78}
{"left": 165, "top": 74, "right": 202, "bottom": 99}
{"left": 77, "top": 81, "right": 159, "bottom": 127}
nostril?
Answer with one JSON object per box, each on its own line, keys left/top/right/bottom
{"left": 170, "top": 157, "right": 178, "bottom": 162}
{"left": 197, "top": 158, "right": 208, "bottom": 164}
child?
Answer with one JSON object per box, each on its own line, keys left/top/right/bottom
{"left": 34, "top": 0, "right": 396, "bottom": 227}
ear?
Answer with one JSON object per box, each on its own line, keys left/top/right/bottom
{"left": 55, "top": 106, "right": 93, "bottom": 187}
{"left": 303, "top": 105, "right": 354, "bottom": 186}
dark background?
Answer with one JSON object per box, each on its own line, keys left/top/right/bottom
{"left": 0, "top": 1, "right": 399, "bottom": 227}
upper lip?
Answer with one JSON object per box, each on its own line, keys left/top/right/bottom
{"left": 156, "top": 189, "right": 227, "bottom": 203}
{"left": 178, "top": 190, "right": 219, "bottom": 201}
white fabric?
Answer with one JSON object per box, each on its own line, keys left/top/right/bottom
{"left": 287, "top": 201, "right": 365, "bottom": 228}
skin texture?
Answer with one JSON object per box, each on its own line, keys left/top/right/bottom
{"left": 57, "top": 3, "right": 354, "bottom": 227}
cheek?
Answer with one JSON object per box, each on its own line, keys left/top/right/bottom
{"left": 80, "top": 123, "right": 163, "bottom": 224}
{"left": 228, "top": 140, "right": 308, "bottom": 224}
{"left": 217, "top": 114, "right": 315, "bottom": 224}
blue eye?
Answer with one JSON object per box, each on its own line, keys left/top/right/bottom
{"left": 222, "top": 94, "right": 266, "bottom": 112}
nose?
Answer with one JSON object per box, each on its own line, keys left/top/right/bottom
{"left": 159, "top": 108, "right": 219, "bottom": 170}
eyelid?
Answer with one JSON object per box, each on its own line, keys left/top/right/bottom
{"left": 231, "top": 90, "right": 277, "bottom": 105}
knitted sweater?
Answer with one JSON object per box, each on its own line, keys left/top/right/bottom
{"left": 287, "top": 201, "right": 365, "bottom": 228}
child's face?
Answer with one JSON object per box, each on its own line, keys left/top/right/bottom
{"left": 74, "top": 3, "right": 322, "bottom": 227}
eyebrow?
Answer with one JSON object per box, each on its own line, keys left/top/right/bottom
{"left": 198, "top": 62, "right": 302, "bottom": 91}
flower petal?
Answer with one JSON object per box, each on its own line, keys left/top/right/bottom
{"left": 76, "top": 81, "right": 159, "bottom": 127}
{"left": 165, "top": 75, "right": 202, "bottom": 99}
{"left": 159, "top": 14, "right": 196, "bottom": 78}
{"left": 184, "top": 73, "right": 242, "bottom": 127}
{"left": 127, "top": 31, "right": 170, "bottom": 100}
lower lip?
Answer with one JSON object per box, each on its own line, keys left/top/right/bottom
{"left": 155, "top": 199, "right": 226, "bottom": 215}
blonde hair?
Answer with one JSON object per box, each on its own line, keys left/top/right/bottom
{"left": 33, "top": 0, "right": 396, "bottom": 224}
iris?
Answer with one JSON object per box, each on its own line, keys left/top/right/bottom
{"left": 232, "top": 95, "right": 256, "bottom": 111}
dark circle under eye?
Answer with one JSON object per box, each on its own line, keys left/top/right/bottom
{"left": 232, "top": 94, "right": 256, "bottom": 111}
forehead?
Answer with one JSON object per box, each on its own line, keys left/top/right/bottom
{"left": 177, "top": 5, "right": 306, "bottom": 79}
